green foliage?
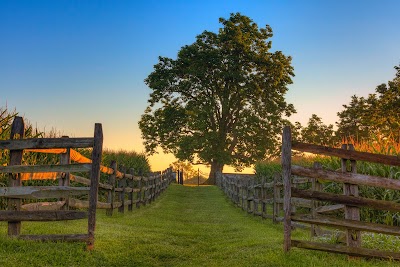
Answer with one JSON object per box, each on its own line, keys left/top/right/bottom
{"left": 101, "top": 149, "right": 150, "bottom": 175}
{"left": 139, "top": 13, "right": 295, "bottom": 179}
{"left": 0, "top": 185, "right": 392, "bottom": 266}
{"left": 336, "top": 64, "right": 400, "bottom": 141}
{"left": 299, "top": 114, "right": 337, "bottom": 146}
{"left": 254, "top": 160, "right": 281, "bottom": 182}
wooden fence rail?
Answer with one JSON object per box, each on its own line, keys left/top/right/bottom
{"left": 281, "top": 125, "right": 400, "bottom": 260}
{"left": 216, "top": 172, "right": 312, "bottom": 225}
{"left": 0, "top": 116, "right": 175, "bottom": 250}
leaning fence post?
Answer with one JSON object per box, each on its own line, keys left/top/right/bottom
{"left": 282, "top": 125, "right": 292, "bottom": 252}
{"left": 8, "top": 116, "right": 24, "bottom": 237}
{"left": 106, "top": 161, "right": 117, "bottom": 216}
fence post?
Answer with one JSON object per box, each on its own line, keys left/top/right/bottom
{"left": 311, "top": 162, "right": 322, "bottom": 237}
{"left": 87, "top": 123, "right": 103, "bottom": 251}
{"left": 59, "top": 138, "right": 71, "bottom": 210}
{"left": 282, "top": 125, "right": 292, "bottom": 252}
{"left": 273, "top": 173, "right": 280, "bottom": 224}
{"left": 119, "top": 166, "right": 126, "bottom": 213}
{"left": 136, "top": 171, "right": 142, "bottom": 209}
{"left": 261, "top": 177, "right": 266, "bottom": 218}
{"left": 128, "top": 168, "right": 134, "bottom": 212}
{"left": 342, "top": 144, "right": 361, "bottom": 250}
{"left": 106, "top": 161, "right": 117, "bottom": 216}
{"left": 8, "top": 116, "right": 24, "bottom": 237}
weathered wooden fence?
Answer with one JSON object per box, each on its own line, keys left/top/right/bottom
{"left": 216, "top": 172, "right": 312, "bottom": 225}
{"left": 281, "top": 125, "right": 400, "bottom": 260}
{"left": 0, "top": 116, "right": 103, "bottom": 250}
{"left": 0, "top": 116, "right": 175, "bottom": 250}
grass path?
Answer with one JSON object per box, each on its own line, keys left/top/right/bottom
{"left": 0, "top": 184, "right": 398, "bottom": 266}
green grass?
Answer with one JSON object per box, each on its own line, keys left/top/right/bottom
{"left": 0, "top": 185, "right": 398, "bottom": 266}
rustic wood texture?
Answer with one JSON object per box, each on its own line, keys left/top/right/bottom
{"left": 21, "top": 201, "right": 66, "bottom": 211}
{"left": 59, "top": 143, "right": 71, "bottom": 210}
{"left": 70, "top": 174, "right": 112, "bottom": 190}
{"left": 0, "top": 163, "right": 92, "bottom": 174}
{"left": 292, "top": 142, "right": 400, "bottom": 166}
{"left": 281, "top": 126, "right": 292, "bottom": 252}
{"left": 87, "top": 123, "right": 103, "bottom": 251}
{"left": 311, "top": 162, "right": 322, "bottom": 237}
{"left": 0, "top": 186, "right": 89, "bottom": 199}
{"left": 291, "top": 165, "right": 400, "bottom": 191}
{"left": 291, "top": 240, "right": 400, "bottom": 260}
{"left": 8, "top": 116, "right": 24, "bottom": 236}
{"left": 342, "top": 144, "right": 361, "bottom": 249}
{"left": 0, "top": 137, "right": 94, "bottom": 150}
{"left": 292, "top": 188, "right": 400, "bottom": 212}
{"left": 68, "top": 198, "right": 112, "bottom": 209}
{"left": 0, "top": 210, "right": 87, "bottom": 221}
{"left": 292, "top": 214, "right": 400, "bottom": 236}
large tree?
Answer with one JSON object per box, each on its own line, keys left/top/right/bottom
{"left": 139, "top": 13, "right": 295, "bottom": 184}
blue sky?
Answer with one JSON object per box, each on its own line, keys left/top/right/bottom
{"left": 1, "top": 0, "right": 400, "bottom": 171}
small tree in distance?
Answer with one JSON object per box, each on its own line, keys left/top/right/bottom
{"left": 139, "top": 13, "right": 295, "bottom": 184}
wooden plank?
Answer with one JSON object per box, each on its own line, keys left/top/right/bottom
{"left": 0, "top": 210, "right": 87, "bottom": 221}
{"left": 0, "top": 186, "right": 89, "bottom": 199}
{"left": 292, "top": 142, "right": 400, "bottom": 167}
{"left": 87, "top": 123, "right": 103, "bottom": 251}
{"left": 311, "top": 162, "right": 323, "bottom": 237}
{"left": 291, "top": 240, "right": 400, "bottom": 260}
{"left": 0, "top": 163, "right": 92, "bottom": 174}
{"left": 292, "top": 188, "right": 400, "bottom": 212}
{"left": 0, "top": 137, "right": 94, "bottom": 150}
{"left": 70, "top": 174, "right": 112, "bottom": 190}
{"left": 8, "top": 116, "right": 24, "bottom": 236}
{"left": 21, "top": 201, "right": 66, "bottom": 211}
{"left": 18, "top": 234, "right": 89, "bottom": 242}
{"left": 292, "top": 214, "right": 400, "bottom": 236}
{"left": 343, "top": 144, "right": 361, "bottom": 249}
{"left": 315, "top": 204, "right": 345, "bottom": 214}
{"left": 291, "top": 165, "right": 400, "bottom": 191}
{"left": 68, "top": 198, "right": 111, "bottom": 209}
{"left": 281, "top": 126, "right": 292, "bottom": 252}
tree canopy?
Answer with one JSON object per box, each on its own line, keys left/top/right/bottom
{"left": 139, "top": 13, "right": 295, "bottom": 183}
{"left": 336, "top": 64, "right": 400, "bottom": 141}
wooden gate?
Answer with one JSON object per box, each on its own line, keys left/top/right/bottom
{"left": 281, "top": 125, "right": 400, "bottom": 260}
{"left": 0, "top": 116, "right": 103, "bottom": 250}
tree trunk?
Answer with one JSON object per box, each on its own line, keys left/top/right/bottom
{"left": 203, "top": 161, "right": 224, "bottom": 185}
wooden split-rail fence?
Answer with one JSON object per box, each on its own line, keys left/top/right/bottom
{"left": 281, "top": 125, "right": 400, "bottom": 260}
{"left": 0, "top": 117, "right": 175, "bottom": 250}
{"left": 216, "top": 172, "right": 312, "bottom": 225}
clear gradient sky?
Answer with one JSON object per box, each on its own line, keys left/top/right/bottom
{"left": 1, "top": 0, "right": 400, "bottom": 172}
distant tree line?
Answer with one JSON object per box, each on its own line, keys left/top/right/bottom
{"left": 293, "top": 64, "right": 400, "bottom": 146}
